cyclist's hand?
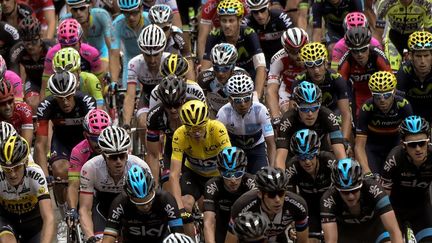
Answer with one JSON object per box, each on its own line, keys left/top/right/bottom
{"left": 173, "top": 33, "right": 186, "bottom": 50}
{"left": 86, "top": 236, "right": 102, "bottom": 243}
{"left": 66, "top": 208, "right": 79, "bottom": 227}
{"left": 288, "top": 226, "right": 297, "bottom": 240}
{"left": 123, "top": 124, "right": 131, "bottom": 133}
{"left": 46, "top": 176, "right": 54, "bottom": 187}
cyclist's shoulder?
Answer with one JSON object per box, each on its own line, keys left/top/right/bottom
{"left": 80, "top": 72, "right": 100, "bottom": 86}
{"left": 72, "top": 139, "right": 92, "bottom": 154}
{"left": 90, "top": 7, "right": 111, "bottom": 17}
{"left": 360, "top": 98, "right": 375, "bottom": 112}
{"left": 14, "top": 101, "right": 32, "bottom": 114}
{"left": 231, "top": 189, "right": 260, "bottom": 214}
{"left": 127, "top": 154, "right": 151, "bottom": 170}
{"left": 79, "top": 43, "right": 100, "bottom": 57}
{"left": 270, "top": 48, "right": 288, "bottom": 63}
{"left": 10, "top": 42, "right": 25, "bottom": 61}
{"left": 326, "top": 69, "right": 343, "bottom": 80}
{"left": 240, "top": 25, "right": 257, "bottom": 36}
{"left": 207, "top": 119, "right": 229, "bottom": 133}
{"left": 82, "top": 154, "right": 104, "bottom": 171}
{"left": 112, "top": 14, "right": 126, "bottom": 25}
{"left": 46, "top": 43, "right": 61, "bottom": 58}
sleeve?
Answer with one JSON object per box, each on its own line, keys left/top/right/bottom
{"left": 3, "top": 23, "right": 20, "bottom": 42}
{"left": 259, "top": 105, "right": 274, "bottom": 137}
{"left": 366, "top": 179, "right": 393, "bottom": 216}
{"left": 35, "top": 99, "right": 52, "bottom": 136}
{"left": 165, "top": 0, "right": 179, "bottom": 13}
{"left": 203, "top": 32, "right": 219, "bottom": 61}
{"left": 186, "top": 81, "right": 206, "bottom": 102}
{"left": 375, "top": 0, "right": 389, "bottom": 28}
{"left": 268, "top": 55, "right": 283, "bottom": 85}
{"left": 81, "top": 94, "right": 97, "bottom": 111}
{"left": 8, "top": 43, "right": 25, "bottom": 73}
{"left": 215, "top": 107, "right": 227, "bottom": 124}
{"left": 356, "top": 102, "right": 372, "bottom": 135}
{"left": 17, "top": 102, "right": 34, "bottom": 130}
{"left": 111, "top": 17, "right": 122, "bottom": 50}
{"left": 285, "top": 159, "right": 298, "bottom": 186}
{"left": 396, "top": 67, "right": 408, "bottom": 92}
{"left": 351, "top": 0, "right": 364, "bottom": 12}
{"left": 171, "top": 128, "right": 186, "bottom": 162}
{"left": 197, "top": 70, "right": 215, "bottom": 91}
{"left": 68, "top": 143, "right": 85, "bottom": 181}
{"left": 214, "top": 121, "right": 232, "bottom": 148}
{"left": 337, "top": 53, "right": 351, "bottom": 82}
{"left": 7, "top": 70, "right": 24, "bottom": 101}
{"left": 331, "top": 40, "right": 347, "bottom": 70}
{"left": 245, "top": 28, "right": 263, "bottom": 56}
{"left": 380, "top": 147, "right": 399, "bottom": 190}
{"left": 162, "top": 192, "right": 184, "bottom": 232}
{"left": 79, "top": 162, "right": 96, "bottom": 194}
{"left": 276, "top": 112, "right": 294, "bottom": 149}
{"left": 321, "top": 109, "right": 344, "bottom": 144}
{"left": 287, "top": 193, "right": 309, "bottom": 232}
{"left": 103, "top": 194, "right": 125, "bottom": 238}
{"left": 82, "top": 44, "right": 103, "bottom": 75}
{"left": 278, "top": 11, "right": 294, "bottom": 29}
{"left": 311, "top": 2, "right": 323, "bottom": 28}
{"left": 423, "top": 2, "right": 432, "bottom": 29}
{"left": 84, "top": 73, "right": 104, "bottom": 106}
{"left": 398, "top": 98, "right": 413, "bottom": 116}
{"left": 332, "top": 74, "right": 349, "bottom": 100}
{"left": 127, "top": 58, "right": 139, "bottom": 84}
{"left": 146, "top": 107, "right": 162, "bottom": 141}
{"left": 203, "top": 178, "right": 219, "bottom": 212}
{"left": 99, "top": 9, "right": 113, "bottom": 39}
{"left": 320, "top": 188, "right": 338, "bottom": 223}
{"left": 148, "top": 86, "right": 159, "bottom": 110}
{"left": 374, "top": 48, "right": 392, "bottom": 72}
{"left": 30, "top": 166, "right": 50, "bottom": 201}
{"left": 200, "top": 1, "right": 215, "bottom": 25}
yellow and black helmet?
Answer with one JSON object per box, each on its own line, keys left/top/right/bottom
{"left": 160, "top": 54, "right": 189, "bottom": 78}
{"left": 180, "top": 100, "right": 209, "bottom": 126}
{"left": 368, "top": 71, "right": 397, "bottom": 92}
{"left": 52, "top": 47, "right": 81, "bottom": 72}
{"left": 407, "top": 31, "right": 432, "bottom": 51}
{"left": 217, "top": 0, "right": 244, "bottom": 18}
{"left": 300, "top": 42, "right": 328, "bottom": 62}
{"left": 0, "top": 135, "right": 29, "bottom": 167}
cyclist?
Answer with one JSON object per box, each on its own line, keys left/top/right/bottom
{"left": 51, "top": 47, "right": 105, "bottom": 108}
{"left": 275, "top": 81, "right": 347, "bottom": 169}
{"left": 203, "top": 147, "right": 257, "bottom": 243}
{"left": 0, "top": 55, "right": 24, "bottom": 102}
{"left": 103, "top": 164, "right": 184, "bottom": 243}
{"left": 0, "top": 135, "right": 55, "bottom": 243}
{"left": 354, "top": 71, "right": 413, "bottom": 174}
{"left": 10, "top": 15, "right": 54, "bottom": 112}
{"left": 321, "top": 158, "right": 403, "bottom": 243}
{"left": 148, "top": 4, "right": 195, "bottom": 80}
{"left": 397, "top": 31, "right": 432, "bottom": 122}
{"left": 18, "top": 0, "right": 56, "bottom": 39}
{"left": 122, "top": 24, "right": 168, "bottom": 145}
{"left": 163, "top": 233, "right": 195, "bottom": 243}
{"left": 42, "top": 18, "right": 105, "bottom": 98}
{"left": 217, "top": 74, "right": 275, "bottom": 170}
{"left": 79, "top": 126, "right": 151, "bottom": 241}
{"left": 338, "top": 26, "right": 392, "bottom": 117}
{"left": 110, "top": 0, "right": 150, "bottom": 88}
{"left": 381, "top": 115, "right": 432, "bottom": 242}
{"left": 226, "top": 166, "right": 310, "bottom": 243}
{"left": 142, "top": 0, "right": 183, "bottom": 27}
{"left": 202, "top": 0, "right": 267, "bottom": 99}
{"left": 0, "top": 0, "right": 32, "bottom": 29}
{"left": 169, "top": 100, "right": 231, "bottom": 237}
{"left": 67, "top": 109, "right": 111, "bottom": 217}
{"left": 62, "top": 0, "right": 113, "bottom": 61}
{"left": 198, "top": 43, "right": 249, "bottom": 117}
{"left": 267, "top": 27, "right": 308, "bottom": 122}
{"left": 296, "top": 42, "right": 351, "bottom": 140}
{"left": 232, "top": 212, "right": 268, "bottom": 242}
{"left": 286, "top": 129, "right": 335, "bottom": 242}
{"left": 0, "top": 79, "right": 33, "bottom": 145}
{"left": 0, "top": 21, "right": 20, "bottom": 68}
{"left": 244, "top": 0, "right": 294, "bottom": 67}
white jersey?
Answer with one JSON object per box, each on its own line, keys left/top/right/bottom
{"left": 127, "top": 52, "right": 170, "bottom": 87}
{"left": 216, "top": 101, "right": 274, "bottom": 149}
{"left": 149, "top": 80, "right": 206, "bottom": 110}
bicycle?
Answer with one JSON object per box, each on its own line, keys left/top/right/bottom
{"left": 403, "top": 222, "right": 418, "bottom": 243}
{"left": 66, "top": 221, "right": 84, "bottom": 243}
{"left": 192, "top": 202, "right": 205, "bottom": 243}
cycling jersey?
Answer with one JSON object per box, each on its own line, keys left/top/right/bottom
{"left": 0, "top": 3, "right": 33, "bottom": 28}
{"left": 229, "top": 189, "right": 308, "bottom": 242}
{"left": 68, "top": 139, "right": 96, "bottom": 181}
{"left": 9, "top": 40, "right": 54, "bottom": 95}
{"left": 203, "top": 26, "right": 264, "bottom": 75}
{"left": 143, "top": 0, "right": 179, "bottom": 12}
{"left": 293, "top": 70, "right": 349, "bottom": 112}
{"left": 203, "top": 174, "right": 256, "bottom": 243}
{"left": 397, "top": 62, "right": 432, "bottom": 122}
{"left": 320, "top": 179, "right": 393, "bottom": 243}
{"left": 61, "top": 8, "right": 112, "bottom": 59}
{"left": 4, "top": 70, "right": 24, "bottom": 101}
{"left": 2, "top": 101, "right": 33, "bottom": 135}
{"left": 104, "top": 190, "right": 183, "bottom": 242}
{"left": 243, "top": 9, "right": 293, "bottom": 66}
{"left": 165, "top": 26, "right": 190, "bottom": 57}
{"left": 200, "top": 0, "right": 248, "bottom": 27}
{"left": 331, "top": 37, "right": 382, "bottom": 71}
{"left": 216, "top": 101, "right": 273, "bottom": 149}
{"left": 43, "top": 43, "right": 103, "bottom": 81}
{"left": 45, "top": 71, "right": 104, "bottom": 107}
{"left": 171, "top": 119, "right": 231, "bottom": 177}
{"left": 198, "top": 67, "right": 248, "bottom": 114}
{"left": 0, "top": 21, "right": 20, "bottom": 67}
{"left": 338, "top": 46, "right": 392, "bottom": 116}
{"left": 149, "top": 79, "right": 206, "bottom": 110}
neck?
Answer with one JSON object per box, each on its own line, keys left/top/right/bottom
{"left": 225, "top": 29, "right": 240, "bottom": 44}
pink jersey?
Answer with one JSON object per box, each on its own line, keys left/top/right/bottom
{"left": 5, "top": 70, "right": 24, "bottom": 101}
{"left": 68, "top": 139, "right": 94, "bottom": 181}
{"left": 331, "top": 37, "right": 382, "bottom": 70}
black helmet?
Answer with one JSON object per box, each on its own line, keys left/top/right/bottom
{"left": 157, "top": 75, "right": 187, "bottom": 108}
{"left": 160, "top": 54, "right": 189, "bottom": 78}
{"left": 255, "top": 166, "right": 289, "bottom": 192}
{"left": 18, "top": 15, "right": 41, "bottom": 40}
{"left": 0, "top": 135, "right": 29, "bottom": 167}
{"left": 217, "top": 146, "right": 248, "bottom": 171}
{"left": 345, "top": 26, "right": 372, "bottom": 49}
{"left": 331, "top": 158, "right": 363, "bottom": 191}
{"left": 399, "top": 115, "right": 430, "bottom": 138}
{"left": 290, "top": 129, "right": 320, "bottom": 156}
{"left": 234, "top": 212, "right": 268, "bottom": 241}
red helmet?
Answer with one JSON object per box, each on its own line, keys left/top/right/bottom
{"left": 0, "top": 80, "right": 14, "bottom": 103}
{"left": 281, "top": 27, "right": 309, "bottom": 51}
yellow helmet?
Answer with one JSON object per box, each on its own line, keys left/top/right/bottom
{"left": 407, "top": 31, "right": 432, "bottom": 51}
{"left": 217, "top": 0, "right": 244, "bottom": 18}
{"left": 52, "top": 47, "right": 81, "bottom": 72}
{"left": 300, "top": 42, "right": 328, "bottom": 62}
{"left": 0, "top": 135, "right": 29, "bottom": 167}
{"left": 160, "top": 54, "right": 189, "bottom": 78}
{"left": 180, "top": 100, "right": 209, "bottom": 126}
{"left": 368, "top": 71, "right": 397, "bottom": 92}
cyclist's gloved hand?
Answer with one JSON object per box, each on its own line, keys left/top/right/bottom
{"left": 66, "top": 208, "right": 79, "bottom": 227}
{"left": 173, "top": 33, "right": 186, "bottom": 50}
{"left": 46, "top": 176, "right": 54, "bottom": 187}
{"left": 86, "top": 236, "right": 98, "bottom": 243}
{"left": 179, "top": 208, "right": 193, "bottom": 224}
{"left": 122, "top": 124, "right": 131, "bottom": 133}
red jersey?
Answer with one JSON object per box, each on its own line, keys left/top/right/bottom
{"left": 6, "top": 101, "right": 33, "bottom": 135}
{"left": 200, "top": 0, "right": 249, "bottom": 27}
{"left": 18, "top": 0, "right": 54, "bottom": 25}
{"left": 267, "top": 49, "right": 304, "bottom": 94}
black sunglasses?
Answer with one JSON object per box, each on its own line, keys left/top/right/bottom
{"left": 403, "top": 139, "right": 429, "bottom": 148}
{"left": 266, "top": 190, "right": 285, "bottom": 198}
{"left": 106, "top": 153, "right": 127, "bottom": 161}
{"left": 71, "top": 6, "right": 88, "bottom": 12}
{"left": 251, "top": 8, "right": 267, "bottom": 14}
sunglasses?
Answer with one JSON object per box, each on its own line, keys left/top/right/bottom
{"left": 59, "top": 37, "right": 80, "bottom": 46}
{"left": 349, "top": 45, "right": 369, "bottom": 54}
{"left": 214, "top": 64, "right": 233, "bottom": 73}
{"left": 185, "top": 124, "right": 207, "bottom": 133}
{"left": 251, "top": 8, "right": 267, "bottom": 14}
{"left": 71, "top": 5, "right": 88, "bottom": 12}
{"left": 222, "top": 170, "right": 245, "bottom": 179}
{"left": 164, "top": 102, "right": 182, "bottom": 109}
{"left": 298, "top": 152, "right": 318, "bottom": 161}
{"left": 372, "top": 91, "right": 394, "bottom": 100}
{"left": 339, "top": 187, "right": 361, "bottom": 195}
{"left": 106, "top": 153, "right": 128, "bottom": 161}
{"left": 297, "top": 104, "right": 320, "bottom": 113}
{"left": 412, "top": 42, "right": 432, "bottom": 50}
{"left": 231, "top": 94, "right": 253, "bottom": 104}
{"left": 54, "top": 93, "right": 75, "bottom": 101}
{"left": 403, "top": 139, "right": 429, "bottom": 148}
{"left": 130, "top": 191, "right": 156, "bottom": 205}
{"left": 304, "top": 58, "right": 325, "bottom": 68}
{"left": 1, "top": 162, "right": 25, "bottom": 174}
{"left": 123, "top": 10, "right": 141, "bottom": 17}
{"left": 23, "top": 38, "right": 41, "bottom": 47}
{"left": 266, "top": 190, "right": 286, "bottom": 199}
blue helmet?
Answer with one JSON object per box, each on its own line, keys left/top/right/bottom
{"left": 331, "top": 158, "right": 363, "bottom": 191}
{"left": 66, "top": 0, "right": 90, "bottom": 6}
{"left": 290, "top": 129, "right": 320, "bottom": 156}
{"left": 292, "top": 81, "right": 322, "bottom": 104}
{"left": 217, "top": 147, "right": 247, "bottom": 171}
{"left": 117, "top": 0, "right": 142, "bottom": 11}
{"left": 400, "top": 115, "right": 430, "bottom": 138}
{"left": 125, "top": 165, "right": 155, "bottom": 198}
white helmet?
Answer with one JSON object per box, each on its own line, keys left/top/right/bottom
{"left": 0, "top": 121, "right": 17, "bottom": 142}
{"left": 149, "top": 4, "right": 173, "bottom": 24}
{"left": 246, "top": 0, "right": 269, "bottom": 10}
{"left": 225, "top": 74, "right": 254, "bottom": 95}
{"left": 48, "top": 71, "right": 77, "bottom": 97}
{"left": 163, "top": 233, "right": 194, "bottom": 243}
{"left": 281, "top": 27, "right": 309, "bottom": 50}
{"left": 210, "top": 43, "right": 238, "bottom": 66}
{"left": 138, "top": 24, "right": 167, "bottom": 55}
{"left": 0, "top": 55, "right": 6, "bottom": 79}
{"left": 98, "top": 126, "right": 131, "bottom": 154}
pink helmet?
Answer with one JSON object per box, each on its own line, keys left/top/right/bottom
{"left": 0, "top": 55, "right": 6, "bottom": 80}
{"left": 83, "top": 109, "right": 112, "bottom": 135}
{"left": 57, "top": 19, "right": 83, "bottom": 46}
{"left": 343, "top": 12, "right": 368, "bottom": 31}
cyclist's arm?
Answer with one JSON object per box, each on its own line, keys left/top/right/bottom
{"left": 44, "top": 9, "right": 56, "bottom": 40}
{"left": 168, "top": 157, "right": 184, "bottom": 209}
{"left": 102, "top": 236, "right": 116, "bottom": 243}
{"left": 34, "top": 126, "right": 49, "bottom": 177}
{"left": 354, "top": 135, "right": 371, "bottom": 173}
{"left": 225, "top": 231, "right": 238, "bottom": 243}
{"left": 109, "top": 49, "right": 121, "bottom": 86}
{"left": 380, "top": 211, "right": 403, "bottom": 243}
{"left": 322, "top": 222, "right": 338, "bottom": 243}
{"left": 337, "top": 98, "right": 351, "bottom": 139}
{"left": 146, "top": 138, "right": 161, "bottom": 187}
{"left": 275, "top": 148, "right": 288, "bottom": 169}
{"left": 203, "top": 211, "right": 217, "bottom": 243}
{"left": 122, "top": 83, "right": 137, "bottom": 126}
{"left": 197, "top": 22, "right": 212, "bottom": 62}
{"left": 21, "top": 128, "right": 33, "bottom": 146}
{"left": 254, "top": 63, "right": 267, "bottom": 99}
{"left": 331, "top": 143, "right": 346, "bottom": 161}
{"left": 79, "top": 192, "right": 95, "bottom": 239}
{"left": 265, "top": 136, "right": 276, "bottom": 166}
{"left": 267, "top": 82, "right": 282, "bottom": 118}
{"left": 296, "top": 228, "right": 309, "bottom": 243}
{"left": 67, "top": 179, "right": 80, "bottom": 210}
{"left": 39, "top": 198, "right": 55, "bottom": 243}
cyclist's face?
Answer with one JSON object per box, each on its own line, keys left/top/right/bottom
{"left": 70, "top": 4, "right": 90, "bottom": 24}
{"left": 223, "top": 177, "right": 242, "bottom": 192}
{"left": 259, "top": 190, "right": 285, "bottom": 214}
{"left": 220, "top": 16, "right": 240, "bottom": 38}
{"left": 186, "top": 124, "right": 207, "bottom": 139}
{"left": 55, "top": 94, "right": 76, "bottom": 113}
{"left": 411, "top": 50, "right": 432, "bottom": 75}
{"left": 143, "top": 52, "right": 162, "bottom": 71}
{"left": 299, "top": 156, "right": 317, "bottom": 174}
{"left": 0, "top": 99, "right": 14, "bottom": 119}
{"left": 230, "top": 93, "right": 253, "bottom": 115}
{"left": 2, "top": 163, "right": 25, "bottom": 186}
{"left": 372, "top": 91, "right": 394, "bottom": 112}
{"left": 164, "top": 106, "right": 181, "bottom": 119}
{"left": 351, "top": 47, "right": 370, "bottom": 66}
{"left": 339, "top": 188, "right": 361, "bottom": 207}
{"left": 0, "top": 0, "right": 16, "bottom": 15}
{"left": 404, "top": 133, "right": 429, "bottom": 164}
{"left": 123, "top": 8, "right": 142, "bottom": 27}
{"left": 306, "top": 62, "right": 326, "bottom": 82}
{"left": 251, "top": 7, "right": 269, "bottom": 25}
{"left": 297, "top": 103, "right": 320, "bottom": 126}
{"left": 23, "top": 37, "right": 42, "bottom": 55}
{"left": 286, "top": 48, "right": 303, "bottom": 66}
{"left": 104, "top": 152, "right": 128, "bottom": 178}
{"left": 215, "top": 69, "right": 233, "bottom": 84}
